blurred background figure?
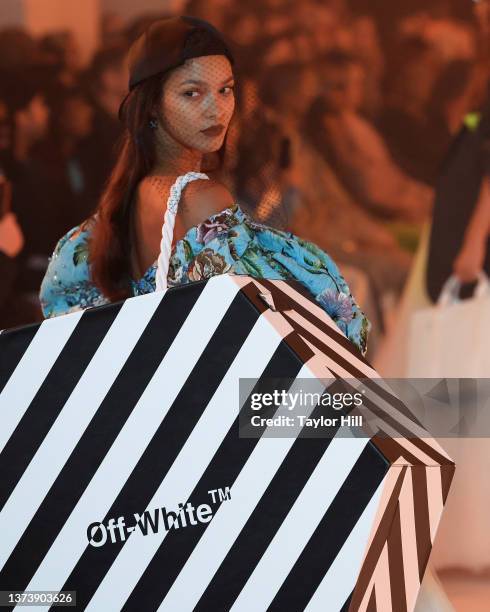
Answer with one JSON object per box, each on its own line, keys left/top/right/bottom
{"left": 0, "top": 168, "right": 24, "bottom": 325}
{"left": 33, "top": 85, "right": 95, "bottom": 229}
{"left": 77, "top": 45, "right": 128, "bottom": 204}
{"left": 0, "top": 64, "right": 60, "bottom": 316}
{"left": 39, "top": 30, "right": 83, "bottom": 87}
{"left": 0, "top": 0, "right": 489, "bottom": 607}
{"left": 0, "top": 27, "right": 38, "bottom": 71}
{"left": 306, "top": 49, "right": 433, "bottom": 224}
{"left": 377, "top": 37, "right": 445, "bottom": 185}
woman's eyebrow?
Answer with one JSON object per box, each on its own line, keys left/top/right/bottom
{"left": 180, "top": 75, "right": 235, "bottom": 86}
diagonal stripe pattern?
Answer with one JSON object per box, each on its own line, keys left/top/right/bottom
{"left": 0, "top": 275, "right": 454, "bottom": 612}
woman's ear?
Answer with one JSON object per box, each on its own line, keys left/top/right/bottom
{"left": 150, "top": 101, "right": 162, "bottom": 124}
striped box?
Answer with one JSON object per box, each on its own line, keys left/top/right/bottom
{"left": 0, "top": 275, "right": 454, "bottom": 611}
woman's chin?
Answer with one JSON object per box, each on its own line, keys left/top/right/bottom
{"left": 193, "top": 141, "right": 225, "bottom": 154}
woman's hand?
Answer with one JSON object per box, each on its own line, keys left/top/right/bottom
{"left": 453, "top": 239, "right": 486, "bottom": 283}
{"left": 0, "top": 212, "right": 24, "bottom": 258}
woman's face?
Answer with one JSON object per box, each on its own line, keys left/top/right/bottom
{"left": 157, "top": 55, "right": 235, "bottom": 154}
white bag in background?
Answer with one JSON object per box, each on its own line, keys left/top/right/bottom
{"left": 408, "top": 272, "right": 490, "bottom": 571}
{"left": 407, "top": 272, "right": 490, "bottom": 378}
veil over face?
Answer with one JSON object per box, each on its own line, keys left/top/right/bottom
{"left": 38, "top": 15, "right": 373, "bottom": 357}
{"left": 155, "top": 54, "right": 236, "bottom": 157}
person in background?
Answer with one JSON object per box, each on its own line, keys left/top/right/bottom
{"left": 424, "top": 92, "right": 490, "bottom": 581}
{"left": 306, "top": 49, "right": 433, "bottom": 224}
{"left": 425, "top": 58, "right": 475, "bottom": 156}
{"left": 39, "top": 30, "right": 83, "bottom": 88}
{"left": 233, "top": 61, "right": 309, "bottom": 229}
{"left": 218, "top": 4, "right": 271, "bottom": 79}
{"left": 0, "top": 27, "right": 38, "bottom": 72}
{"left": 254, "top": 61, "right": 410, "bottom": 345}
{"left": 377, "top": 37, "right": 444, "bottom": 184}
{"left": 0, "top": 65, "right": 64, "bottom": 305}
{"left": 0, "top": 98, "right": 27, "bottom": 329}
{"left": 0, "top": 170, "right": 24, "bottom": 321}
{"left": 427, "top": 91, "right": 490, "bottom": 298}
{"left": 266, "top": 59, "right": 413, "bottom": 300}
{"left": 78, "top": 45, "right": 128, "bottom": 204}
{"left": 32, "top": 85, "right": 95, "bottom": 230}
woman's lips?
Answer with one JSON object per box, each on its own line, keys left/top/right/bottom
{"left": 200, "top": 125, "right": 225, "bottom": 137}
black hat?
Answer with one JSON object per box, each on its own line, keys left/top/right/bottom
{"left": 119, "top": 15, "right": 235, "bottom": 120}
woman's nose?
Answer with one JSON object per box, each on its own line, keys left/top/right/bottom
{"left": 204, "top": 92, "right": 227, "bottom": 117}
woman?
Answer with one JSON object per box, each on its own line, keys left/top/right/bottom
{"left": 39, "top": 15, "right": 370, "bottom": 356}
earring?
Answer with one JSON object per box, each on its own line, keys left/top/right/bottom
{"left": 149, "top": 118, "right": 158, "bottom": 130}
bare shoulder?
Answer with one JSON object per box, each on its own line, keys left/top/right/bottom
{"left": 181, "top": 179, "right": 235, "bottom": 219}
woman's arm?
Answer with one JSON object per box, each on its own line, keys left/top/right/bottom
{"left": 0, "top": 212, "right": 24, "bottom": 259}
{"left": 39, "top": 221, "right": 109, "bottom": 318}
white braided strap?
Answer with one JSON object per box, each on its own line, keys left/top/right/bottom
{"left": 155, "top": 171, "right": 210, "bottom": 292}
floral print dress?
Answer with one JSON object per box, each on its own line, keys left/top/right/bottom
{"left": 39, "top": 203, "right": 371, "bottom": 355}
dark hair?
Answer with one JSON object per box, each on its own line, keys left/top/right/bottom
{"left": 89, "top": 64, "right": 231, "bottom": 302}
{"left": 0, "top": 64, "right": 51, "bottom": 114}
{"left": 88, "top": 44, "right": 128, "bottom": 85}
{"left": 0, "top": 28, "right": 38, "bottom": 71}
{"left": 39, "top": 31, "right": 73, "bottom": 67}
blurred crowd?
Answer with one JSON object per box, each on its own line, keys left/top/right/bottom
{"left": 0, "top": 0, "right": 488, "bottom": 356}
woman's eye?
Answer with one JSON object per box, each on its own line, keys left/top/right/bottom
{"left": 183, "top": 85, "right": 234, "bottom": 98}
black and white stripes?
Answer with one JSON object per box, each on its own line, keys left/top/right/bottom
{"left": 0, "top": 275, "right": 454, "bottom": 612}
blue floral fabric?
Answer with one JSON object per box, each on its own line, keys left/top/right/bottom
{"left": 39, "top": 203, "right": 371, "bottom": 355}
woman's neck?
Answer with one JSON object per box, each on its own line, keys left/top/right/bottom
{"left": 152, "top": 128, "right": 203, "bottom": 176}
{"left": 130, "top": 168, "right": 202, "bottom": 279}
{"left": 130, "top": 141, "right": 206, "bottom": 278}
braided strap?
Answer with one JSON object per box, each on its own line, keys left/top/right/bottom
{"left": 155, "top": 171, "right": 210, "bottom": 292}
